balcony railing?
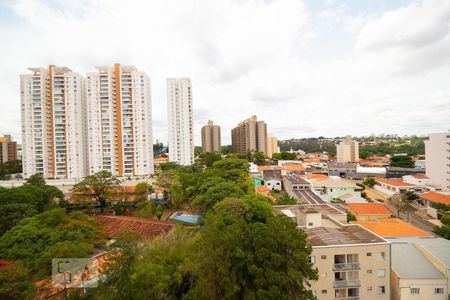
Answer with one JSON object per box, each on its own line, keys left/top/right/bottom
{"left": 333, "top": 280, "right": 361, "bottom": 288}
{"left": 333, "top": 263, "right": 360, "bottom": 271}
{"left": 334, "top": 297, "right": 360, "bottom": 300}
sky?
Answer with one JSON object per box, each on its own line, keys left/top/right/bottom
{"left": 0, "top": 0, "right": 449, "bottom": 145}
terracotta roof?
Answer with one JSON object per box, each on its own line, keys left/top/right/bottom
{"left": 96, "top": 215, "right": 173, "bottom": 239}
{"left": 257, "top": 166, "right": 272, "bottom": 171}
{"left": 255, "top": 185, "right": 269, "bottom": 193}
{"left": 412, "top": 175, "right": 429, "bottom": 179}
{"left": 282, "top": 163, "right": 305, "bottom": 172}
{"left": 353, "top": 218, "right": 431, "bottom": 237}
{"left": 375, "top": 177, "right": 414, "bottom": 187}
{"left": 421, "top": 192, "right": 450, "bottom": 205}
{"left": 302, "top": 174, "right": 328, "bottom": 181}
{"left": 346, "top": 203, "right": 392, "bottom": 215}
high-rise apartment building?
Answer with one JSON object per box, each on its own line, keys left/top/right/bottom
{"left": 425, "top": 131, "right": 450, "bottom": 190}
{"left": 266, "top": 133, "right": 279, "bottom": 158}
{"left": 20, "top": 66, "right": 87, "bottom": 179}
{"left": 337, "top": 135, "right": 359, "bottom": 163}
{"left": 0, "top": 135, "right": 18, "bottom": 164}
{"left": 201, "top": 120, "right": 221, "bottom": 153}
{"left": 86, "top": 64, "right": 154, "bottom": 177}
{"left": 167, "top": 78, "right": 194, "bottom": 166}
{"left": 231, "top": 116, "right": 267, "bottom": 155}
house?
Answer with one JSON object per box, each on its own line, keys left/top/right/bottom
{"left": 419, "top": 192, "right": 450, "bottom": 218}
{"left": 374, "top": 177, "right": 421, "bottom": 195}
{"left": 251, "top": 175, "right": 265, "bottom": 188}
{"left": 386, "top": 167, "right": 424, "bottom": 179}
{"left": 387, "top": 237, "right": 450, "bottom": 300}
{"left": 403, "top": 175, "right": 432, "bottom": 186}
{"left": 328, "top": 162, "right": 358, "bottom": 179}
{"left": 338, "top": 193, "right": 368, "bottom": 203}
{"left": 262, "top": 169, "right": 283, "bottom": 191}
{"left": 346, "top": 203, "right": 393, "bottom": 221}
{"left": 353, "top": 218, "right": 431, "bottom": 237}
{"left": 357, "top": 165, "right": 386, "bottom": 179}
{"left": 303, "top": 175, "right": 363, "bottom": 200}
{"left": 282, "top": 175, "right": 325, "bottom": 204}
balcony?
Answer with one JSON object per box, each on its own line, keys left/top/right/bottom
{"left": 333, "top": 263, "right": 360, "bottom": 271}
{"left": 334, "top": 297, "right": 360, "bottom": 300}
{"left": 333, "top": 280, "right": 360, "bottom": 288}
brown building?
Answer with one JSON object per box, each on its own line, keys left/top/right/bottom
{"left": 231, "top": 115, "right": 267, "bottom": 155}
{"left": 0, "top": 135, "right": 18, "bottom": 164}
{"left": 201, "top": 120, "right": 221, "bottom": 153}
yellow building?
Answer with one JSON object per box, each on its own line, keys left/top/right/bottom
{"left": 346, "top": 203, "right": 393, "bottom": 221}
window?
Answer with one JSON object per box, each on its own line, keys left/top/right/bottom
{"left": 378, "top": 252, "right": 385, "bottom": 261}
{"left": 434, "top": 288, "right": 444, "bottom": 294}
{"left": 321, "top": 255, "right": 327, "bottom": 259}
{"left": 308, "top": 222, "right": 314, "bottom": 226}
{"left": 367, "top": 287, "right": 373, "bottom": 291}
{"left": 410, "top": 288, "right": 420, "bottom": 294}
{"left": 367, "top": 269, "right": 372, "bottom": 274}
{"left": 321, "top": 290, "right": 327, "bottom": 294}
{"left": 367, "top": 252, "right": 372, "bottom": 256}
{"left": 377, "top": 269, "right": 385, "bottom": 277}
{"left": 378, "top": 286, "right": 385, "bottom": 294}
{"left": 308, "top": 256, "right": 315, "bottom": 264}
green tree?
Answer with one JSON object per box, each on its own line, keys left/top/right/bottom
{"left": 160, "top": 162, "right": 181, "bottom": 171}
{"left": 0, "top": 160, "right": 22, "bottom": 180}
{"left": 200, "top": 152, "right": 222, "bottom": 167}
{"left": 135, "top": 182, "right": 153, "bottom": 201}
{"left": 390, "top": 155, "right": 415, "bottom": 168}
{"left": 72, "top": 171, "right": 120, "bottom": 214}
{"left": 359, "top": 151, "right": 370, "bottom": 159}
{"left": 253, "top": 151, "right": 266, "bottom": 165}
{"left": 0, "top": 260, "right": 35, "bottom": 300}
{"left": 192, "top": 182, "right": 245, "bottom": 211}
{"left": 388, "top": 193, "right": 410, "bottom": 217}
{"left": 212, "top": 158, "right": 249, "bottom": 171}
{"left": 25, "top": 173, "right": 46, "bottom": 187}
{"left": 363, "top": 177, "right": 376, "bottom": 187}
{"left": 276, "top": 193, "right": 297, "bottom": 205}
{"left": 221, "top": 145, "right": 233, "bottom": 155}
{"left": 156, "top": 205, "right": 163, "bottom": 220}
{"left": 272, "top": 151, "right": 297, "bottom": 160}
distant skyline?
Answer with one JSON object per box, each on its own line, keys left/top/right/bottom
{"left": 0, "top": 0, "right": 449, "bottom": 145}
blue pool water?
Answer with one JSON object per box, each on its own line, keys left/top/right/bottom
{"left": 169, "top": 212, "right": 201, "bottom": 225}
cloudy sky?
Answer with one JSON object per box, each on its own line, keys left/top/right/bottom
{"left": 0, "top": 0, "right": 449, "bottom": 145}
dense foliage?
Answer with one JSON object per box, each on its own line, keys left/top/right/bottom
{"left": 0, "top": 159, "right": 22, "bottom": 179}
{"left": 390, "top": 155, "right": 415, "bottom": 168}
{"left": 272, "top": 151, "right": 297, "bottom": 161}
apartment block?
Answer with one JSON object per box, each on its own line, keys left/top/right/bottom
{"left": 275, "top": 204, "right": 391, "bottom": 300}
{"left": 86, "top": 64, "right": 154, "bottom": 177}
{"left": 337, "top": 135, "right": 359, "bottom": 163}
{"left": 231, "top": 115, "right": 267, "bottom": 155}
{"left": 425, "top": 132, "right": 450, "bottom": 190}
{"left": 167, "top": 78, "right": 194, "bottom": 166}
{"left": 201, "top": 120, "right": 221, "bottom": 153}
{"left": 0, "top": 135, "right": 17, "bottom": 164}
{"left": 266, "top": 133, "right": 279, "bottom": 158}
{"left": 20, "top": 66, "right": 87, "bottom": 179}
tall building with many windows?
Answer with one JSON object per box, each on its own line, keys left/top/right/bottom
{"left": 266, "top": 133, "right": 279, "bottom": 158}
{"left": 167, "top": 78, "right": 194, "bottom": 166}
{"left": 86, "top": 64, "right": 154, "bottom": 177}
{"left": 0, "top": 135, "right": 18, "bottom": 164}
{"left": 337, "top": 135, "right": 359, "bottom": 163}
{"left": 231, "top": 116, "right": 267, "bottom": 155}
{"left": 201, "top": 120, "right": 221, "bottom": 153}
{"left": 20, "top": 66, "right": 87, "bottom": 179}
{"left": 425, "top": 131, "right": 450, "bottom": 190}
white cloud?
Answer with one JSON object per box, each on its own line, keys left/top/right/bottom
{"left": 0, "top": 0, "right": 449, "bottom": 146}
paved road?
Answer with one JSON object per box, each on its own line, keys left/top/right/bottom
{"left": 384, "top": 201, "right": 435, "bottom": 233}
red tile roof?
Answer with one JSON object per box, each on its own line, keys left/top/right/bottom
{"left": 282, "top": 163, "right": 305, "bottom": 172}
{"left": 421, "top": 192, "right": 450, "bottom": 205}
{"left": 255, "top": 185, "right": 269, "bottom": 193}
{"left": 257, "top": 166, "right": 272, "bottom": 171}
{"left": 412, "top": 175, "right": 429, "bottom": 179}
{"left": 375, "top": 177, "right": 414, "bottom": 187}
{"left": 346, "top": 203, "right": 392, "bottom": 215}
{"left": 96, "top": 215, "right": 173, "bottom": 239}
{"left": 353, "top": 218, "right": 431, "bottom": 237}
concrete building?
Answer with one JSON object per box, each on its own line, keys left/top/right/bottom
{"left": 425, "top": 132, "right": 450, "bottom": 191}
{"left": 0, "top": 135, "right": 17, "bottom": 164}
{"left": 336, "top": 135, "right": 359, "bottom": 163}
{"left": 303, "top": 174, "right": 363, "bottom": 200}
{"left": 167, "top": 78, "right": 194, "bottom": 166}
{"left": 275, "top": 204, "right": 391, "bottom": 300}
{"left": 21, "top": 66, "right": 87, "bottom": 179}
{"left": 388, "top": 237, "right": 450, "bottom": 300}
{"left": 346, "top": 203, "right": 393, "bottom": 221}
{"left": 201, "top": 120, "right": 221, "bottom": 153}
{"left": 231, "top": 115, "right": 267, "bottom": 155}
{"left": 86, "top": 64, "right": 154, "bottom": 177}
{"left": 266, "top": 133, "right": 279, "bottom": 158}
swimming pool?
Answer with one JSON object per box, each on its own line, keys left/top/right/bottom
{"left": 169, "top": 211, "right": 201, "bottom": 225}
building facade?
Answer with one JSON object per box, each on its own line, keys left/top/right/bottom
{"left": 86, "top": 64, "right": 154, "bottom": 177}
{"left": 201, "top": 120, "right": 221, "bottom": 153}
{"left": 0, "top": 135, "right": 17, "bottom": 164}
{"left": 21, "top": 66, "right": 87, "bottom": 179}
{"left": 266, "top": 133, "right": 279, "bottom": 158}
{"left": 337, "top": 135, "right": 359, "bottom": 163}
{"left": 167, "top": 78, "right": 194, "bottom": 166}
{"left": 231, "top": 115, "right": 267, "bottom": 155}
{"left": 425, "top": 132, "right": 450, "bottom": 191}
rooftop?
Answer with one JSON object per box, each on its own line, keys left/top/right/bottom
{"left": 353, "top": 218, "right": 431, "bottom": 237}
{"left": 95, "top": 215, "right": 173, "bottom": 240}
{"left": 328, "top": 162, "right": 357, "bottom": 169}
{"left": 255, "top": 185, "right": 269, "bottom": 193}
{"left": 305, "top": 225, "right": 387, "bottom": 246}
{"left": 391, "top": 242, "right": 445, "bottom": 279}
{"left": 293, "top": 190, "right": 325, "bottom": 204}
{"left": 346, "top": 203, "right": 392, "bottom": 215}
{"left": 375, "top": 177, "right": 414, "bottom": 187}
{"left": 283, "top": 175, "right": 309, "bottom": 185}
{"left": 304, "top": 175, "right": 359, "bottom": 188}
{"left": 274, "top": 203, "right": 345, "bottom": 218}
{"left": 421, "top": 192, "right": 450, "bottom": 205}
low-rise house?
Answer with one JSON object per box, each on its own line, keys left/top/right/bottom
{"left": 262, "top": 169, "right": 282, "bottom": 191}
{"left": 374, "top": 177, "right": 421, "bottom": 195}
{"left": 275, "top": 203, "right": 347, "bottom": 228}
{"left": 353, "top": 218, "right": 431, "bottom": 237}
{"left": 282, "top": 175, "right": 325, "bottom": 204}
{"left": 328, "top": 162, "right": 358, "bottom": 179}
{"left": 403, "top": 175, "right": 432, "bottom": 186}
{"left": 303, "top": 174, "right": 363, "bottom": 200}
{"left": 419, "top": 192, "right": 450, "bottom": 218}
{"left": 357, "top": 165, "right": 386, "bottom": 179}
{"left": 387, "top": 237, "right": 450, "bottom": 300}
{"left": 346, "top": 203, "right": 393, "bottom": 221}
{"left": 386, "top": 167, "right": 425, "bottom": 179}
{"left": 338, "top": 193, "right": 368, "bottom": 203}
